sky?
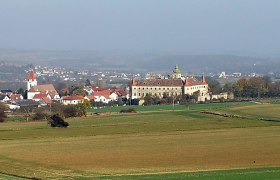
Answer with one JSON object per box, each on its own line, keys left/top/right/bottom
{"left": 0, "top": 0, "right": 280, "bottom": 56}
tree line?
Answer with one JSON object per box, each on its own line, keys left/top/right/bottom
{"left": 224, "top": 76, "right": 280, "bottom": 98}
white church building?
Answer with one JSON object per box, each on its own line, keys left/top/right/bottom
{"left": 27, "top": 69, "right": 60, "bottom": 101}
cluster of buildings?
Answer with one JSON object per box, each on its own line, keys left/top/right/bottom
{"left": 33, "top": 65, "right": 137, "bottom": 83}
{"left": 27, "top": 69, "right": 128, "bottom": 106}
{"left": 0, "top": 90, "right": 23, "bottom": 110}
{"left": 1, "top": 65, "right": 234, "bottom": 111}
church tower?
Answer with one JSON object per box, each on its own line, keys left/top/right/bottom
{"left": 27, "top": 69, "right": 37, "bottom": 91}
{"left": 172, "top": 64, "right": 182, "bottom": 79}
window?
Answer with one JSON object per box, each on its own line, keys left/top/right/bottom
{"left": 143, "top": 88, "right": 145, "bottom": 90}
{"left": 134, "top": 93, "right": 136, "bottom": 96}
{"left": 155, "top": 88, "right": 157, "bottom": 90}
{"left": 134, "top": 88, "right": 136, "bottom": 90}
{"left": 139, "top": 93, "right": 141, "bottom": 96}
{"left": 159, "top": 88, "right": 161, "bottom": 90}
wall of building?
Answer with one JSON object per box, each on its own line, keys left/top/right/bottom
{"left": 131, "top": 85, "right": 183, "bottom": 99}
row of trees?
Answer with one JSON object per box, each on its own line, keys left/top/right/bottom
{"left": 224, "top": 76, "right": 280, "bottom": 98}
{"left": 31, "top": 103, "right": 88, "bottom": 122}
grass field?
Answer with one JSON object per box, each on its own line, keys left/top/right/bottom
{"left": 0, "top": 102, "right": 280, "bottom": 179}
{"left": 100, "top": 167, "right": 280, "bottom": 180}
{"left": 88, "top": 102, "right": 242, "bottom": 113}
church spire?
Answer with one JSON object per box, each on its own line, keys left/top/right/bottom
{"left": 28, "top": 69, "right": 36, "bottom": 81}
{"left": 201, "top": 74, "right": 207, "bottom": 84}
{"left": 27, "top": 69, "right": 37, "bottom": 91}
{"left": 172, "top": 64, "right": 182, "bottom": 79}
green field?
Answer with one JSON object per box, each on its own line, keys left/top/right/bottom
{"left": 88, "top": 102, "right": 241, "bottom": 113}
{"left": 1, "top": 102, "right": 280, "bottom": 179}
{"left": 100, "top": 167, "right": 280, "bottom": 180}
{"left": 1, "top": 167, "right": 280, "bottom": 179}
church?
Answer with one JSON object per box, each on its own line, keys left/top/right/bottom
{"left": 130, "top": 65, "right": 210, "bottom": 102}
{"left": 27, "top": 69, "right": 60, "bottom": 103}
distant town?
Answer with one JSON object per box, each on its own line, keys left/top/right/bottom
{"left": 1, "top": 60, "right": 280, "bottom": 114}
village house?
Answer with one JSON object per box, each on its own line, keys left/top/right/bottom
{"left": 0, "top": 95, "right": 10, "bottom": 103}
{"left": 62, "top": 95, "right": 84, "bottom": 105}
{"left": 9, "top": 94, "right": 24, "bottom": 102}
{"left": 82, "top": 87, "right": 125, "bottom": 104}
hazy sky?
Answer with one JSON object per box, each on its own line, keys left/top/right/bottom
{"left": 0, "top": 0, "right": 280, "bottom": 55}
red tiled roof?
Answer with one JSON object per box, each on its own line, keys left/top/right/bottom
{"left": 184, "top": 77, "right": 207, "bottom": 86}
{"left": 94, "top": 90, "right": 111, "bottom": 99}
{"left": 132, "top": 77, "right": 207, "bottom": 87}
{"left": 33, "top": 93, "right": 49, "bottom": 99}
{"left": 41, "top": 97, "right": 52, "bottom": 104}
{"left": 136, "top": 79, "right": 183, "bottom": 87}
{"left": 9, "top": 94, "right": 23, "bottom": 101}
{"left": 62, "top": 95, "right": 84, "bottom": 101}
{"left": 114, "top": 91, "right": 122, "bottom": 96}
{"left": 29, "top": 84, "right": 57, "bottom": 93}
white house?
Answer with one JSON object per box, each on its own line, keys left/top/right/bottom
{"left": 0, "top": 95, "right": 11, "bottom": 103}
{"left": 7, "top": 103, "right": 20, "bottom": 110}
{"left": 62, "top": 96, "right": 84, "bottom": 105}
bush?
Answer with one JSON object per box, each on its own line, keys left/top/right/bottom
{"left": 0, "top": 113, "right": 6, "bottom": 122}
{"left": 0, "top": 103, "right": 8, "bottom": 122}
{"left": 32, "top": 108, "right": 50, "bottom": 120}
{"left": 62, "top": 105, "right": 78, "bottom": 118}
{"left": 120, "top": 108, "right": 137, "bottom": 113}
{"left": 48, "top": 114, "right": 69, "bottom": 128}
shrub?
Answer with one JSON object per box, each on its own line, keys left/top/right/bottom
{"left": 62, "top": 105, "right": 78, "bottom": 118}
{"left": 32, "top": 108, "right": 50, "bottom": 120}
{"left": 0, "top": 103, "right": 8, "bottom": 122}
{"left": 48, "top": 114, "right": 69, "bottom": 128}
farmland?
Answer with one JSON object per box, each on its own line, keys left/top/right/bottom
{"left": 0, "top": 102, "right": 280, "bottom": 179}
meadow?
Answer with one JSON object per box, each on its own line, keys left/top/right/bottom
{"left": 0, "top": 102, "right": 280, "bottom": 179}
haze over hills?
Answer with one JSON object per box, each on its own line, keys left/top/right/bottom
{"left": 1, "top": 49, "right": 280, "bottom": 74}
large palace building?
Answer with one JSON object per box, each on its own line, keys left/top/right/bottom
{"left": 130, "top": 65, "right": 210, "bottom": 102}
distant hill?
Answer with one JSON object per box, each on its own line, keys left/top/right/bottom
{"left": 0, "top": 49, "right": 280, "bottom": 74}
{"left": 139, "top": 54, "right": 277, "bottom": 74}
